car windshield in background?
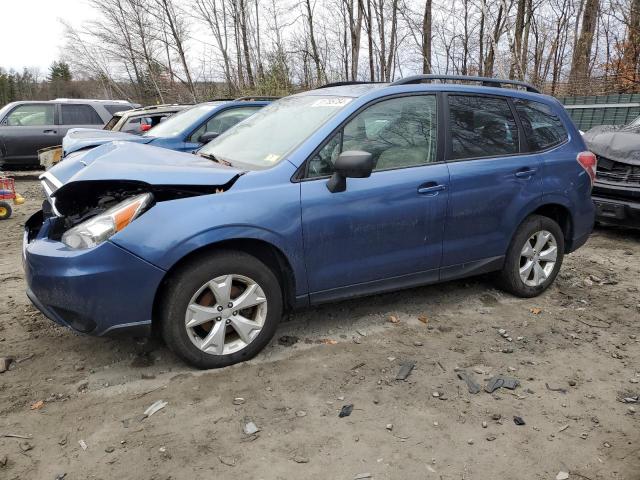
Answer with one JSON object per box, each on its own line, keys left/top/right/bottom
{"left": 199, "top": 95, "right": 353, "bottom": 169}
{"left": 628, "top": 115, "right": 640, "bottom": 127}
{"left": 144, "top": 103, "right": 222, "bottom": 137}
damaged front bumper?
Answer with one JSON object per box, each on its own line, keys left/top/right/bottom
{"left": 23, "top": 210, "right": 166, "bottom": 336}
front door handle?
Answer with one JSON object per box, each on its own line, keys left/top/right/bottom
{"left": 43, "top": 129, "right": 57, "bottom": 134}
{"left": 417, "top": 183, "right": 447, "bottom": 195}
{"left": 515, "top": 168, "right": 537, "bottom": 178}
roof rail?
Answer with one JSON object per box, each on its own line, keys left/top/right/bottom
{"left": 233, "top": 95, "right": 281, "bottom": 101}
{"left": 316, "top": 81, "right": 381, "bottom": 89}
{"left": 54, "top": 98, "right": 133, "bottom": 103}
{"left": 390, "top": 75, "right": 541, "bottom": 93}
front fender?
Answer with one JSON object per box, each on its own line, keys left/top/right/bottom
{"left": 111, "top": 176, "right": 307, "bottom": 295}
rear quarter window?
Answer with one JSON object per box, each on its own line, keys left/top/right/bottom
{"left": 514, "top": 99, "right": 568, "bottom": 151}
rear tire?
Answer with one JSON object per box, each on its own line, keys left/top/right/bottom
{"left": 160, "top": 250, "right": 283, "bottom": 369}
{"left": 0, "top": 201, "right": 12, "bottom": 220}
{"left": 498, "top": 215, "right": 564, "bottom": 298}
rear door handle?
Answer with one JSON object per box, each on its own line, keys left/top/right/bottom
{"left": 43, "top": 129, "right": 57, "bottom": 134}
{"left": 417, "top": 183, "right": 447, "bottom": 195}
{"left": 515, "top": 168, "right": 537, "bottom": 178}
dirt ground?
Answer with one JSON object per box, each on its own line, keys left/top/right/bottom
{"left": 1, "top": 179, "right": 639, "bottom": 480}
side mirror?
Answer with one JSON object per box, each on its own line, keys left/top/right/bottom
{"left": 326, "top": 150, "right": 373, "bottom": 193}
{"left": 198, "top": 131, "right": 220, "bottom": 144}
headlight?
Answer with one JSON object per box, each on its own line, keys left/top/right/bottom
{"left": 62, "top": 193, "right": 152, "bottom": 249}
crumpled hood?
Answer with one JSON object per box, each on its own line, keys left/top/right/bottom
{"left": 62, "top": 128, "right": 153, "bottom": 156}
{"left": 45, "top": 141, "right": 242, "bottom": 191}
{"left": 583, "top": 124, "right": 640, "bottom": 165}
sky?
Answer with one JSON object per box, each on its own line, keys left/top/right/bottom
{"left": 0, "top": 0, "right": 94, "bottom": 74}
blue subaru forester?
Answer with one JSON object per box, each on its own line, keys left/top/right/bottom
{"left": 24, "top": 75, "right": 596, "bottom": 369}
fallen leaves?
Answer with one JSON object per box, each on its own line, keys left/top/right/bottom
{"left": 387, "top": 315, "right": 400, "bottom": 324}
{"left": 530, "top": 307, "right": 542, "bottom": 315}
{"left": 418, "top": 315, "right": 429, "bottom": 324}
{"left": 30, "top": 400, "right": 44, "bottom": 411}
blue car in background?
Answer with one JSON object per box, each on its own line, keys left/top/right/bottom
{"left": 61, "top": 97, "right": 273, "bottom": 157}
{"left": 25, "top": 75, "right": 595, "bottom": 369}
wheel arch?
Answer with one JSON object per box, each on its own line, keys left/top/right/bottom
{"left": 529, "top": 203, "right": 573, "bottom": 252}
{"left": 151, "top": 238, "right": 298, "bottom": 332}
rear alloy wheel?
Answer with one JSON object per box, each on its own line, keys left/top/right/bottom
{"left": 160, "top": 251, "right": 282, "bottom": 369}
{"left": 498, "top": 215, "right": 564, "bottom": 297}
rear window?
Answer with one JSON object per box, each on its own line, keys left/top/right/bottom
{"left": 514, "top": 99, "right": 567, "bottom": 151}
{"left": 105, "top": 104, "right": 134, "bottom": 115}
{"left": 61, "top": 104, "right": 103, "bottom": 125}
{"left": 448, "top": 95, "right": 519, "bottom": 160}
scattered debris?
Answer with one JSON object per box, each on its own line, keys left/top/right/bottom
{"left": 413, "top": 341, "right": 423, "bottom": 347}
{"left": 278, "top": 335, "right": 299, "bottom": 347}
{"left": 513, "top": 416, "right": 526, "bottom": 426}
{"left": 233, "top": 397, "right": 246, "bottom": 405}
{"left": 0, "top": 455, "right": 7, "bottom": 467}
{"left": 292, "top": 455, "right": 310, "bottom": 464}
{"left": 418, "top": 315, "right": 429, "bottom": 324}
{"left": 1, "top": 433, "right": 32, "bottom": 439}
{"left": 546, "top": 383, "right": 568, "bottom": 394}
{"left": 485, "top": 375, "right": 520, "bottom": 393}
{"left": 556, "top": 472, "right": 569, "bottom": 480}
{"left": 387, "top": 315, "right": 400, "bottom": 324}
{"left": 486, "top": 435, "right": 497, "bottom": 441}
{"left": 457, "top": 370, "right": 481, "bottom": 394}
{"left": 530, "top": 307, "right": 542, "bottom": 315}
{"left": 19, "top": 441, "right": 33, "bottom": 452}
{"left": 218, "top": 455, "right": 237, "bottom": 467}
{"left": 339, "top": 404, "right": 354, "bottom": 418}
{"left": 30, "top": 400, "right": 44, "bottom": 410}
{"left": 558, "top": 424, "right": 569, "bottom": 432}
{"left": 437, "top": 325, "right": 453, "bottom": 333}
{"left": 144, "top": 400, "right": 168, "bottom": 418}
{"left": 467, "top": 439, "right": 474, "bottom": 445}
{"left": 395, "top": 361, "right": 416, "bottom": 381}
{"left": 351, "top": 362, "right": 366, "bottom": 370}
{"left": 295, "top": 410, "right": 307, "bottom": 417}
{"left": 386, "top": 424, "right": 393, "bottom": 431}
{"left": 243, "top": 421, "right": 260, "bottom": 435}
{"left": 0, "top": 356, "right": 14, "bottom": 373}
{"left": 78, "top": 439, "right": 88, "bottom": 451}
{"left": 354, "top": 473, "right": 372, "bottom": 479}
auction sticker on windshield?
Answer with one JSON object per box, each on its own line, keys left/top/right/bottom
{"left": 311, "top": 98, "right": 353, "bottom": 108}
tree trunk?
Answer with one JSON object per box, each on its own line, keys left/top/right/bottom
{"left": 422, "top": 0, "right": 432, "bottom": 74}
{"left": 568, "top": 0, "right": 599, "bottom": 94}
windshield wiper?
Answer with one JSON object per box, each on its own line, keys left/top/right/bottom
{"left": 199, "top": 152, "right": 232, "bottom": 167}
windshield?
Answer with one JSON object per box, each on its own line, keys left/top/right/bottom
{"left": 199, "top": 95, "right": 353, "bottom": 168}
{"left": 144, "top": 103, "right": 223, "bottom": 137}
{"left": 629, "top": 115, "right": 640, "bottom": 127}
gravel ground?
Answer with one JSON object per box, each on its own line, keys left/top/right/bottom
{"left": 1, "top": 179, "right": 639, "bottom": 480}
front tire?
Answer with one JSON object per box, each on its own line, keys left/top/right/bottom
{"left": 498, "top": 215, "right": 564, "bottom": 297}
{"left": 160, "top": 250, "right": 283, "bottom": 369}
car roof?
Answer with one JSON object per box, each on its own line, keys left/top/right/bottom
{"left": 298, "top": 76, "right": 554, "bottom": 104}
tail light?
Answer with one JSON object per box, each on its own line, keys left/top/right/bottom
{"left": 577, "top": 151, "right": 597, "bottom": 185}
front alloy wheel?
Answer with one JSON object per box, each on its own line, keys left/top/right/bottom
{"left": 185, "top": 274, "right": 268, "bottom": 355}
{"left": 161, "top": 250, "right": 283, "bottom": 369}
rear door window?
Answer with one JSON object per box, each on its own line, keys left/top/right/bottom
{"left": 61, "top": 104, "right": 103, "bottom": 125}
{"left": 448, "top": 95, "right": 519, "bottom": 160}
{"left": 514, "top": 99, "right": 567, "bottom": 151}
{"left": 4, "top": 104, "right": 55, "bottom": 126}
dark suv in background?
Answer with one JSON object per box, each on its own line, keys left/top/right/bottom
{"left": 0, "top": 99, "right": 137, "bottom": 168}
